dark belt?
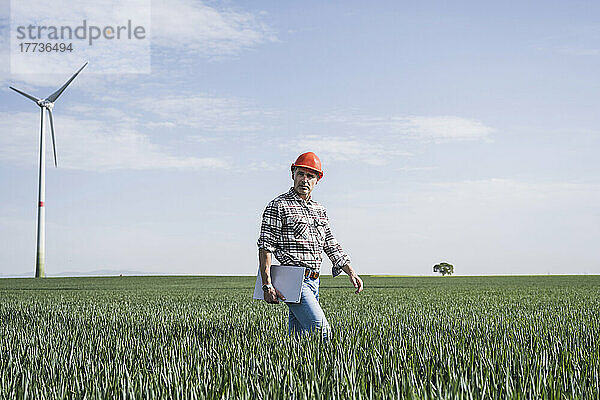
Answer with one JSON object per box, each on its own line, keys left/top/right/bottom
{"left": 304, "top": 269, "right": 320, "bottom": 280}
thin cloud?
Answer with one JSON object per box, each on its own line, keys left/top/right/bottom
{"left": 400, "top": 116, "right": 493, "bottom": 142}
{"left": 136, "top": 94, "right": 278, "bottom": 132}
{"left": 348, "top": 179, "right": 600, "bottom": 209}
{"left": 152, "top": 0, "right": 277, "bottom": 59}
{"left": 425, "top": 179, "right": 600, "bottom": 206}
{"left": 284, "top": 135, "right": 412, "bottom": 166}
{"left": 66, "top": 104, "right": 138, "bottom": 122}
{"left": 0, "top": 111, "right": 227, "bottom": 171}
{"left": 558, "top": 48, "right": 600, "bottom": 56}
{"left": 319, "top": 114, "right": 494, "bottom": 142}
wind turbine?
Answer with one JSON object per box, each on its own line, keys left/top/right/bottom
{"left": 9, "top": 62, "right": 88, "bottom": 278}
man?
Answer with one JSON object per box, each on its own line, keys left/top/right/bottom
{"left": 257, "top": 151, "right": 364, "bottom": 338}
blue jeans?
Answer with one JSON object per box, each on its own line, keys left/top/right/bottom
{"left": 286, "top": 277, "right": 331, "bottom": 339}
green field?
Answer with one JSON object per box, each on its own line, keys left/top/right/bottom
{"left": 1, "top": 275, "right": 599, "bottom": 399}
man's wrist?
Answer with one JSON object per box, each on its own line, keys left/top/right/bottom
{"left": 262, "top": 283, "right": 274, "bottom": 292}
{"left": 342, "top": 264, "right": 354, "bottom": 275}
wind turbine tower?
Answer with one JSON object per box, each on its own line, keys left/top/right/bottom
{"left": 9, "top": 62, "right": 88, "bottom": 278}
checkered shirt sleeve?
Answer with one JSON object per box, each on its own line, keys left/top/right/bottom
{"left": 257, "top": 200, "right": 282, "bottom": 253}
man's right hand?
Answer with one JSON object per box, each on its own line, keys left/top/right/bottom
{"left": 264, "top": 287, "right": 286, "bottom": 304}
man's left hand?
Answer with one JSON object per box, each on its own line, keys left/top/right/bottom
{"left": 349, "top": 272, "right": 364, "bottom": 294}
{"left": 341, "top": 264, "right": 364, "bottom": 293}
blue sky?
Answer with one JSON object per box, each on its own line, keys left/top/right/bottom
{"left": 1, "top": 0, "right": 599, "bottom": 277}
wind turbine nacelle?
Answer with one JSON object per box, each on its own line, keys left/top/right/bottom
{"left": 38, "top": 100, "right": 54, "bottom": 109}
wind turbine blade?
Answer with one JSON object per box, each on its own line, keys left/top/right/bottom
{"left": 46, "top": 62, "right": 88, "bottom": 103}
{"left": 9, "top": 86, "right": 40, "bottom": 103}
{"left": 48, "top": 109, "right": 58, "bottom": 167}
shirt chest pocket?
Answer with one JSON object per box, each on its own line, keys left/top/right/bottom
{"left": 285, "top": 215, "right": 328, "bottom": 242}
{"left": 314, "top": 217, "right": 328, "bottom": 242}
{"left": 285, "top": 216, "right": 310, "bottom": 240}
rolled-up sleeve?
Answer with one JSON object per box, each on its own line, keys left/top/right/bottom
{"left": 257, "top": 200, "right": 282, "bottom": 253}
{"left": 322, "top": 213, "right": 351, "bottom": 277}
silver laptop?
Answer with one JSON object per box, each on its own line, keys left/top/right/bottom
{"left": 253, "top": 265, "right": 305, "bottom": 303}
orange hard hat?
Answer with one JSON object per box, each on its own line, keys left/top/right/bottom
{"left": 291, "top": 152, "right": 323, "bottom": 180}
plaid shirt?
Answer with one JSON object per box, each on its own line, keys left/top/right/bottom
{"left": 257, "top": 187, "right": 351, "bottom": 277}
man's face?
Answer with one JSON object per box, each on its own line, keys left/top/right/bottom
{"left": 293, "top": 167, "right": 318, "bottom": 199}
